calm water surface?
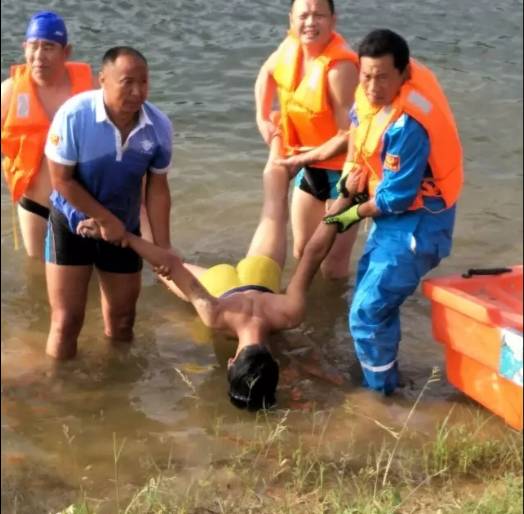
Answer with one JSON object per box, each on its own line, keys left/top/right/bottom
{"left": 1, "top": 0, "right": 522, "bottom": 511}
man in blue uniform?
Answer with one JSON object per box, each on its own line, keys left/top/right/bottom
{"left": 44, "top": 46, "right": 173, "bottom": 359}
{"left": 324, "top": 29, "right": 461, "bottom": 394}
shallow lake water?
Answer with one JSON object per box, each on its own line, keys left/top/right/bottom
{"left": 1, "top": 0, "right": 522, "bottom": 511}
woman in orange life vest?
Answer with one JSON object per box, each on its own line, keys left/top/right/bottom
{"left": 324, "top": 29, "right": 463, "bottom": 395}
{"left": 254, "top": 0, "right": 359, "bottom": 279}
{"left": 1, "top": 11, "right": 94, "bottom": 260}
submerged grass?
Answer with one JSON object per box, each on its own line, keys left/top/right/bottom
{"left": 47, "top": 373, "right": 524, "bottom": 513}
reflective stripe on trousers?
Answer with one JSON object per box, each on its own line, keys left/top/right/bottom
{"left": 349, "top": 228, "right": 441, "bottom": 395}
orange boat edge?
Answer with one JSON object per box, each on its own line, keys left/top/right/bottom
{"left": 422, "top": 265, "right": 523, "bottom": 430}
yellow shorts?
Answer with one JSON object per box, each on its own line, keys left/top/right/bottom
{"left": 199, "top": 255, "right": 282, "bottom": 298}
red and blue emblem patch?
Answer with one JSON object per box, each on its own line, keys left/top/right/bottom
{"left": 384, "top": 153, "right": 400, "bottom": 172}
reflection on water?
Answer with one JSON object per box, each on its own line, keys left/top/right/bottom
{"left": 1, "top": 0, "right": 522, "bottom": 511}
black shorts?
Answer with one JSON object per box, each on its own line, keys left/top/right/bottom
{"left": 45, "top": 207, "right": 143, "bottom": 274}
{"left": 294, "top": 166, "right": 341, "bottom": 201}
{"left": 19, "top": 196, "right": 50, "bottom": 220}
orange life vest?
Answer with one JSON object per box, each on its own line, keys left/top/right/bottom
{"left": 352, "top": 59, "right": 463, "bottom": 210}
{"left": 272, "top": 31, "right": 358, "bottom": 170}
{"left": 1, "top": 62, "right": 93, "bottom": 202}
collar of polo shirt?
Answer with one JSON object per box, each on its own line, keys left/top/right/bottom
{"left": 95, "top": 89, "right": 152, "bottom": 128}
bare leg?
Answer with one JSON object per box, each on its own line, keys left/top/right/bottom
{"left": 17, "top": 205, "right": 48, "bottom": 260}
{"left": 245, "top": 137, "right": 291, "bottom": 268}
{"left": 46, "top": 263, "right": 92, "bottom": 359}
{"left": 75, "top": 219, "right": 210, "bottom": 304}
{"left": 17, "top": 161, "right": 52, "bottom": 260}
{"left": 139, "top": 175, "right": 179, "bottom": 293}
{"left": 290, "top": 188, "right": 325, "bottom": 259}
{"left": 97, "top": 270, "right": 141, "bottom": 342}
{"left": 285, "top": 194, "right": 353, "bottom": 299}
{"left": 291, "top": 190, "right": 358, "bottom": 280}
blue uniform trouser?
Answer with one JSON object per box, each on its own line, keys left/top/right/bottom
{"left": 349, "top": 229, "right": 441, "bottom": 395}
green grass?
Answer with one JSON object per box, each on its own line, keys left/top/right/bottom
{"left": 59, "top": 473, "right": 523, "bottom": 514}
{"left": 458, "top": 475, "right": 523, "bottom": 514}
{"left": 56, "top": 412, "right": 522, "bottom": 514}
{"left": 43, "top": 372, "right": 524, "bottom": 514}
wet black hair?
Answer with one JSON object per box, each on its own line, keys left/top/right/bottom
{"left": 102, "top": 46, "right": 148, "bottom": 67}
{"left": 290, "top": 0, "right": 335, "bottom": 15}
{"left": 227, "top": 345, "right": 279, "bottom": 411}
{"left": 358, "top": 29, "right": 410, "bottom": 73}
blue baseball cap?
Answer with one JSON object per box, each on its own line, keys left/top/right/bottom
{"left": 25, "top": 11, "right": 68, "bottom": 47}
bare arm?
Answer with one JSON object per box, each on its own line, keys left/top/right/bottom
{"left": 255, "top": 51, "right": 279, "bottom": 145}
{"left": 286, "top": 195, "right": 351, "bottom": 298}
{"left": 144, "top": 171, "right": 171, "bottom": 248}
{"left": 1, "top": 77, "right": 13, "bottom": 131}
{"left": 329, "top": 60, "right": 358, "bottom": 131}
{"left": 263, "top": 196, "right": 352, "bottom": 330}
{"left": 346, "top": 124, "right": 356, "bottom": 163}
{"left": 275, "top": 130, "right": 348, "bottom": 171}
{"left": 354, "top": 197, "right": 382, "bottom": 218}
{"left": 126, "top": 234, "right": 219, "bottom": 327}
{"left": 275, "top": 60, "right": 358, "bottom": 171}
{"left": 49, "top": 160, "right": 127, "bottom": 244}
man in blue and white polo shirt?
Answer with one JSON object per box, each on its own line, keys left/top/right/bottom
{"left": 44, "top": 46, "right": 173, "bottom": 359}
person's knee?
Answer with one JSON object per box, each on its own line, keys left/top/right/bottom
{"left": 292, "top": 233, "right": 310, "bottom": 260}
{"left": 350, "top": 269, "right": 412, "bottom": 330}
{"left": 292, "top": 244, "right": 304, "bottom": 260}
{"left": 104, "top": 308, "right": 136, "bottom": 341}
{"left": 349, "top": 290, "right": 376, "bottom": 331}
{"left": 47, "top": 310, "right": 85, "bottom": 359}
{"left": 50, "top": 308, "right": 85, "bottom": 336}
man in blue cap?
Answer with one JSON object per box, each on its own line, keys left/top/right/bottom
{"left": 1, "top": 11, "right": 95, "bottom": 260}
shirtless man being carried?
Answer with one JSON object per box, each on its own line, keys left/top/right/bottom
{"left": 78, "top": 137, "right": 357, "bottom": 410}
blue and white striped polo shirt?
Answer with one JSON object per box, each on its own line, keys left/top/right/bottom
{"left": 45, "top": 89, "right": 173, "bottom": 233}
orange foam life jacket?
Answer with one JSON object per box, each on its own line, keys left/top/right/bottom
{"left": 352, "top": 59, "right": 463, "bottom": 210}
{"left": 1, "top": 62, "right": 93, "bottom": 202}
{"left": 272, "top": 31, "right": 358, "bottom": 170}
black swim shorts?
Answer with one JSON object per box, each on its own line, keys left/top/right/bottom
{"left": 45, "top": 206, "right": 143, "bottom": 273}
{"left": 19, "top": 196, "right": 50, "bottom": 220}
{"left": 294, "top": 166, "right": 341, "bottom": 201}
